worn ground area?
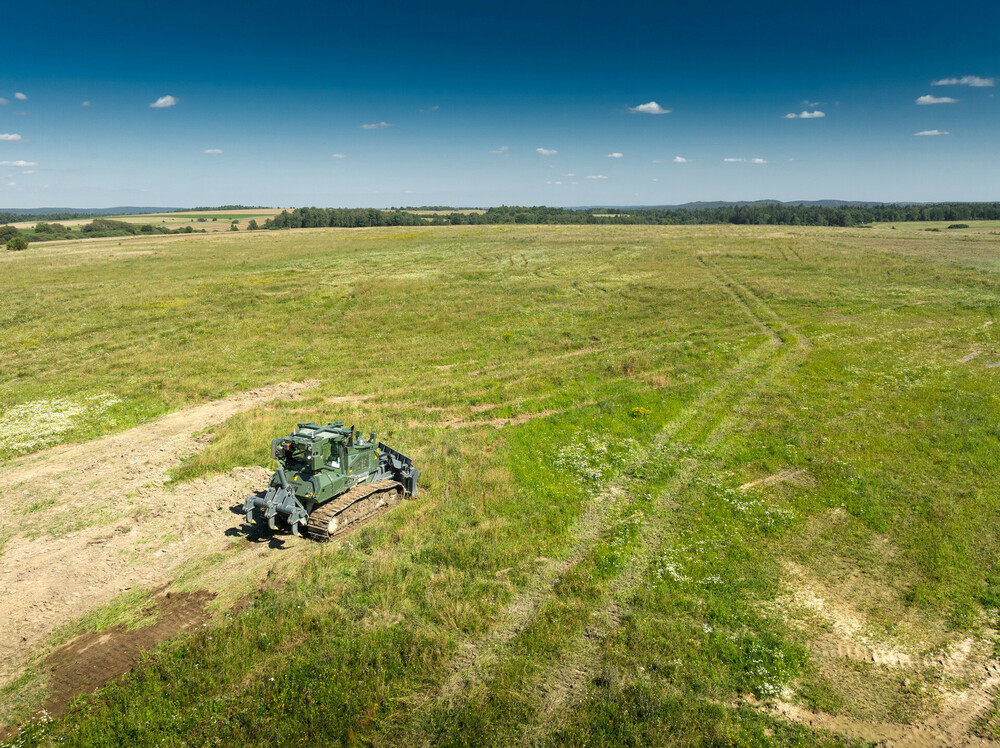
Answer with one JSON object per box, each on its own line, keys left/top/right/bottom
{"left": 769, "top": 672, "right": 1000, "bottom": 748}
{"left": 43, "top": 588, "right": 215, "bottom": 720}
{"left": 767, "top": 507, "right": 1000, "bottom": 746}
{"left": 0, "top": 380, "right": 315, "bottom": 697}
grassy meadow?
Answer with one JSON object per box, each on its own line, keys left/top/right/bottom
{"left": 1, "top": 222, "right": 999, "bottom": 746}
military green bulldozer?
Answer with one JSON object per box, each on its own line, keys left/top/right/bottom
{"left": 243, "top": 421, "right": 419, "bottom": 541}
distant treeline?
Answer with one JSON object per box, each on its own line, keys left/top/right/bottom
{"left": 395, "top": 205, "right": 478, "bottom": 211}
{"left": 181, "top": 205, "right": 272, "bottom": 212}
{"left": 433, "top": 203, "right": 1000, "bottom": 226}
{"left": 0, "top": 211, "right": 107, "bottom": 223}
{"left": 7, "top": 203, "right": 1000, "bottom": 244}
{"left": 263, "top": 208, "right": 426, "bottom": 229}
{"left": 1, "top": 219, "right": 203, "bottom": 246}
{"left": 258, "top": 202, "right": 1000, "bottom": 231}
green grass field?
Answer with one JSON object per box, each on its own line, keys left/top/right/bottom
{"left": 1, "top": 222, "right": 999, "bottom": 746}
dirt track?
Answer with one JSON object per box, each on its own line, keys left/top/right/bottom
{"left": 43, "top": 588, "right": 215, "bottom": 720}
{"left": 0, "top": 381, "right": 317, "bottom": 693}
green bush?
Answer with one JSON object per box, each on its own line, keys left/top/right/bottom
{"left": 6, "top": 235, "right": 29, "bottom": 251}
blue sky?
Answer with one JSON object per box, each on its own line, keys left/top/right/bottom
{"left": 1, "top": 0, "right": 997, "bottom": 208}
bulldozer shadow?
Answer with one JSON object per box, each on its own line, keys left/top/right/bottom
{"left": 225, "top": 500, "right": 294, "bottom": 549}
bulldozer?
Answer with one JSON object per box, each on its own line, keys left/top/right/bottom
{"left": 243, "top": 421, "right": 419, "bottom": 541}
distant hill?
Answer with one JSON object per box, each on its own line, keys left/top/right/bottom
{"left": 0, "top": 207, "right": 180, "bottom": 216}
{"left": 576, "top": 200, "right": 915, "bottom": 211}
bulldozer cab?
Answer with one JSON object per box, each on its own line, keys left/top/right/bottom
{"left": 272, "top": 437, "right": 313, "bottom": 468}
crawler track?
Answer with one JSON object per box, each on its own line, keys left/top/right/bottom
{"left": 305, "top": 479, "right": 404, "bottom": 542}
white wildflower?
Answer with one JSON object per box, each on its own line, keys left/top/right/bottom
{"left": 0, "top": 393, "right": 121, "bottom": 455}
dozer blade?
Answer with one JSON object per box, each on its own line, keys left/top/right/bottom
{"left": 377, "top": 442, "right": 420, "bottom": 497}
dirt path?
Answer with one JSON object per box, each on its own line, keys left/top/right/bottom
{"left": 0, "top": 381, "right": 316, "bottom": 692}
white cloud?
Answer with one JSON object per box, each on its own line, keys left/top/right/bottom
{"left": 914, "top": 129, "right": 949, "bottom": 136}
{"left": 420, "top": 104, "right": 440, "bottom": 113}
{"left": 490, "top": 145, "right": 509, "bottom": 154}
{"left": 784, "top": 110, "right": 826, "bottom": 118}
{"left": 536, "top": 147, "right": 558, "bottom": 155}
{"left": 673, "top": 156, "right": 688, "bottom": 163}
{"left": 0, "top": 160, "right": 37, "bottom": 167}
{"left": 361, "top": 121, "right": 391, "bottom": 129}
{"left": 0, "top": 98, "right": 8, "bottom": 105}
{"left": 566, "top": 173, "right": 575, "bottom": 176}
{"left": 81, "top": 101, "right": 91, "bottom": 107}
{"left": 586, "top": 174, "right": 608, "bottom": 179}
{"left": 150, "top": 95, "right": 178, "bottom": 108}
{"left": 606, "top": 152, "right": 623, "bottom": 158}
{"left": 14, "top": 92, "right": 26, "bottom": 101}
{"left": 750, "top": 157, "right": 767, "bottom": 164}
{"left": 932, "top": 75, "right": 994, "bottom": 87}
{"left": 801, "top": 100, "right": 823, "bottom": 107}
{"left": 628, "top": 101, "right": 671, "bottom": 115}
{"left": 723, "top": 157, "right": 745, "bottom": 162}
{"left": 0, "top": 134, "right": 22, "bottom": 141}
{"left": 204, "top": 148, "right": 224, "bottom": 154}
{"left": 6, "top": 182, "right": 14, "bottom": 186}
{"left": 916, "top": 95, "right": 958, "bottom": 105}
{"left": 331, "top": 153, "right": 348, "bottom": 158}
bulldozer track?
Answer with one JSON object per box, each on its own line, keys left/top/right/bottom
{"left": 305, "top": 479, "right": 404, "bottom": 542}
{"left": 804, "top": 638, "right": 986, "bottom": 674}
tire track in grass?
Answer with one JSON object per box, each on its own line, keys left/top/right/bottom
{"left": 529, "top": 256, "right": 812, "bottom": 733}
{"left": 433, "top": 345, "right": 780, "bottom": 701}
{"left": 426, "top": 261, "right": 790, "bottom": 706}
{"left": 410, "top": 256, "right": 802, "bottom": 742}
{"left": 535, "top": 259, "right": 1000, "bottom": 746}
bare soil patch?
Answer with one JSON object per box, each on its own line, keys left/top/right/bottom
{"left": 768, "top": 536, "right": 1000, "bottom": 746}
{"left": 768, "top": 669, "right": 1000, "bottom": 747}
{"left": 43, "top": 588, "right": 215, "bottom": 720}
{"left": 0, "top": 381, "right": 316, "bottom": 693}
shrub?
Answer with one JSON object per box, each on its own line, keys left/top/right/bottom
{"left": 947, "top": 223, "right": 970, "bottom": 229}
{"left": 6, "top": 235, "right": 29, "bottom": 251}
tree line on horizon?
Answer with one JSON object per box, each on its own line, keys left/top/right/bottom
{"left": 5, "top": 202, "right": 1000, "bottom": 241}
{"left": 256, "top": 202, "right": 1000, "bottom": 230}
